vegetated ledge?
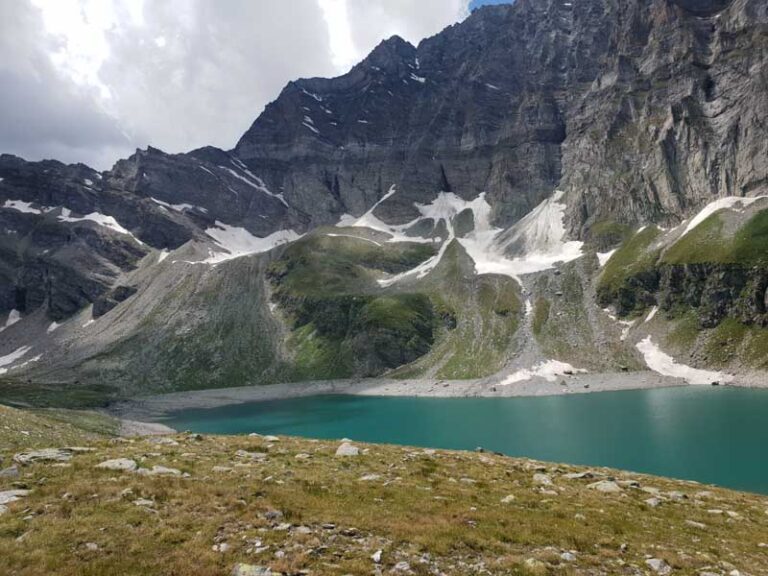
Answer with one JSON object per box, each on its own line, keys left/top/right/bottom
{"left": 1, "top": 404, "right": 767, "bottom": 575}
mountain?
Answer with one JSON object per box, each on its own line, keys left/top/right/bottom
{"left": 1, "top": 0, "right": 767, "bottom": 406}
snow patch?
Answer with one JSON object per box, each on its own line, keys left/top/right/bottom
{"left": 46, "top": 321, "right": 60, "bottom": 333}
{"left": 84, "top": 178, "right": 94, "bottom": 187}
{"left": 525, "top": 299, "right": 533, "bottom": 316}
{"left": 0, "top": 346, "right": 33, "bottom": 374}
{"left": 203, "top": 222, "right": 301, "bottom": 264}
{"left": 58, "top": 209, "right": 143, "bottom": 244}
{"left": 325, "top": 233, "right": 382, "bottom": 247}
{"left": 302, "top": 121, "right": 320, "bottom": 134}
{"left": 500, "top": 360, "right": 586, "bottom": 385}
{"left": 409, "top": 73, "right": 426, "bottom": 84}
{"left": 645, "top": 306, "right": 658, "bottom": 323}
{"left": 3, "top": 200, "right": 42, "bottom": 214}
{"left": 151, "top": 197, "right": 205, "bottom": 213}
{"left": 680, "top": 196, "right": 767, "bottom": 239}
{"left": 0, "top": 309, "right": 21, "bottom": 333}
{"left": 636, "top": 336, "right": 733, "bottom": 385}
{"left": 82, "top": 319, "right": 95, "bottom": 328}
{"left": 596, "top": 249, "right": 617, "bottom": 267}
{"left": 219, "top": 164, "right": 289, "bottom": 207}
{"left": 485, "top": 83, "right": 500, "bottom": 90}
{"left": 157, "top": 250, "right": 169, "bottom": 263}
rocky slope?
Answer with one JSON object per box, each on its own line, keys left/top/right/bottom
{"left": 1, "top": 0, "right": 767, "bottom": 403}
{"left": 1, "top": 404, "right": 767, "bottom": 576}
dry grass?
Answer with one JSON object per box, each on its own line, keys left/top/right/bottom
{"left": 1, "top": 406, "right": 767, "bottom": 575}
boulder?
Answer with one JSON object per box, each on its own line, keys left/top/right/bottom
{"left": 335, "top": 442, "right": 360, "bottom": 457}
{"left": 645, "top": 558, "right": 672, "bottom": 575}
{"left": 588, "top": 480, "right": 622, "bottom": 493}
{"left": 13, "top": 448, "right": 73, "bottom": 465}
{"left": 0, "top": 489, "right": 30, "bottom": 505}
{"left": 95, "top": 458, "right": 138, "bottom": 472}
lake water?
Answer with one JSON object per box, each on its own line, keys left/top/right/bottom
{"left": 163, "top": 386, "right": 768, "bottom": 494}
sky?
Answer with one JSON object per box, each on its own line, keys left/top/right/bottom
{"left": 0, "top": 0, "right": 506, "bottom": 170}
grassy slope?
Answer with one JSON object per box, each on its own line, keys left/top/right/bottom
{"left": 390, "top": 241, "right": 522, "bottom": 380}
{"left": 0, "top": 404, "right": 115, "bottom": 452}
{"left": 1, "top": 405, "right": 767, "bottom": 575}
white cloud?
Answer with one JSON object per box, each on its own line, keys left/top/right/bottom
{"left": 1, "top": 0, "right": 472, "bottom": 169}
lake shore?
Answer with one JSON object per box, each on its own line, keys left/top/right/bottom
{"left": 110, "top": 369, "right": 704, "bottom": 422}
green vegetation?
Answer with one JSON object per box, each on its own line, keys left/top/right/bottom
{"left": 586, "top": 219, "right": 632, "bottom": 250}
{"left": 532, "top": 297, "right": 550, "bottom": 336}
{"left": 269, "top": 233, "right": 439, "bottom": 378}
{"left": 390, "top": 241, "right": 522, "bottom": 380}
{"left": 597, "top": 226, "right": 662, "bottom": 314}
{"left": 0, "top": 404, "right": 115, "bottom": 451}
{"left": 2, "top": 405, "right": 767, "bottom": 575}
{"left": 702, "top": 318, "right": 768, "bottom": 369}
{"left": 663, "top": 209, "right": 768, "bottom": 265}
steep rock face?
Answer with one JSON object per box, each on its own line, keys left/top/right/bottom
{"left": 235, "top": 0, "right": 768, "bottom": 236}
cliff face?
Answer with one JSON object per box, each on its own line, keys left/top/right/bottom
{"left": 234, "top": 0, "right": 768, "bottom": 233}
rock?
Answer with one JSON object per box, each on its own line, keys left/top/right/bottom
{"left": 13, "top": 448, "right": 73, "bottom": 465}
{"left": 264, "top": 510, "right": 284, "bottom": 521}
{"left": 563, "top": 471, "right": 595, "bottom": 480}
{"left": 236, "top": 450, "right": 268, "bottom": 461}
{"left": 263, "top": 435, "right": 280, "bottom": 442}
{"left": 0, "top": 505, "right": 7, "bottom": 516}
{"left": 84, "top": 542, "right": 99, "bottom": 551}
{"left": 588, "top": 480, "right": 622, "bottom": 493}
{"left": 500, "top": 495, "right": 516, "bottom": 504}
{"left": 133, "top": 499, "right": 154, "bottom": 507}
{"left": 358, "top": 474, "right": 381, "bottom": 482}
{"left": 524, "top": 558, "right": 547, "bottom": 573}
{"left": 213, "top": 543, "right": 230, "bottom": 553}
{"left": 95, "top": 458, "right": 138, "bottom": 472}
{"left": 212, "top": 466, "right": 233, "bottom": 473}
{"left": 231, "top": 564, "right": 277, "bottom": 576}
{"left": 335, "top": 442, "right": 359, "bottom": 457}
{"left": 532, "top": 473, "right": 553, "bottom": 486}
{"left": 645, "top": 558, "right": 672, "bottom": 574}
{"left": 0, "top": 466, "right": 19, "bottom": 478}
{"left": 136, "top": 465, "right": 182, "bottom": 476}
{"left": 295, "top": 453, "right": 311, "bottom": 460}
{"left": 685, "top": 520, "right": 707, "bottom": 529}
{"left": 0, "top": 489, "right": 31, "bottom": 505}
{"left": 645, "top": 497, "right": 663, "bottom": 508}
{"left": 372, "top": 550, "right": 382, "bottom": 563}
{"left": 392, "top": 561, "right": 411, "bottom": 572}
{"left": 560, "top": 551, "right": 576, "bottom": 562}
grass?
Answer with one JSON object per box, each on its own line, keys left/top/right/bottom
{"left": 596, "top": 226, "right": 662, "bottom": 314}
{"left": 1, "top": 404, "right": 767, "bottom": 575}
{"left": 586, "top": 219, "right": 632, "bottom": 250}
{"left": 663, "top": 209, "right": 768, "bottom": 265}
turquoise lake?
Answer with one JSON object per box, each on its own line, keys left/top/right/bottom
{"left": 163, "top": 386, "right": 768, "bottom": 494}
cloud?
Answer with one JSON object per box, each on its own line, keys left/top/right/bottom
{"left": 0, "top": 1, "right": 132, "bottom": 168}
{"left": 0, "top": 0, "right": 472, "bottom": 170}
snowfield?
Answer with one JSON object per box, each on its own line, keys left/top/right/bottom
{"left": 500, "top": 360, "right": 587, "bottom": 385}
{"left": 636, "top": 336, "right": 733, "bottom": 385}
{"left": 204, "top": 222, "right": 301, "bottom": 264}
{"left": 340, "top": 188, "right": 584, "bottom": 286}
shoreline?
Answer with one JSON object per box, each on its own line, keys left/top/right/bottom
{"left": 110, "top": 369, "right": 704, "bottom": 422}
